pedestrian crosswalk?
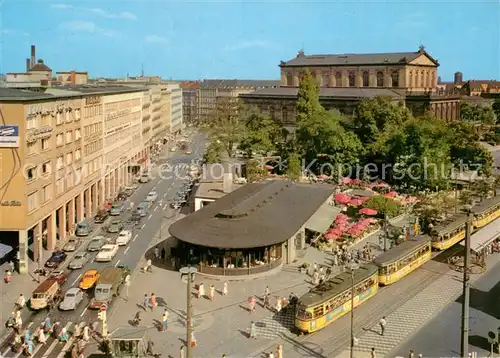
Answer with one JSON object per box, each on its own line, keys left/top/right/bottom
{"left": 1, "top": 322, "right": 88, "bottom": 358}
{"left": 254, "top": 307, "right": 296, "bottom": 340}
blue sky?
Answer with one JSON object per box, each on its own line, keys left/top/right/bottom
{"left": 0, "top": 0, "right": 498, "bottom": 80}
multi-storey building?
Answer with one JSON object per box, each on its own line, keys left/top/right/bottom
{"left": 167, "top": 84, "right": 183, "bottom": 134}
{"left": 241, "top": 46, "right": 461, "bottom": 125}
{"left": 0, "top": 85, "right": 148, "bottom": 273}
{"left": 180, "top": 81, "right": 200, "bottom": 124}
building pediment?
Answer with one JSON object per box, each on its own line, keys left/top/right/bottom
{"left": 409, "top": 53, "right": 438, "bottom": 67}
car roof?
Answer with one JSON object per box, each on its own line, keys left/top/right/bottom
{"left": 93, "top": 236, "right": 104, "bottom": 240}
{"left": 66, "top": 287, "right": 80, "bottom": 294}
{"left": 119, "top": 230, "right": 130, "bottom": 235}
{"left": 101, "top": 244, "right": 116, "bottom": 249}
{"left": 84, "top": 269, "right": 98, "bottom": 275}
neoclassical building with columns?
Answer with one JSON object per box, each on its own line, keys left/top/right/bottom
{"left": 241, "top": 46, "right": 460, "bottom": 127}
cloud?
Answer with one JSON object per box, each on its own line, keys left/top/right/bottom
{"left": 51, "top": 3, "right": 136, "bottom": 20}
{"left": 2, "top": 28, "right": 30, "bottom": 36}
{"left": 59, "top": 21, "right": 117, "bottom": 37}
{"left": 145, "top": 35, "right": 168, "bottom": 45}
{"left": 225, "top": 40, "right": 271, "bottom": 51}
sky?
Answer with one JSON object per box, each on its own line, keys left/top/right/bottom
{"left": 0, "top": 0, "right": 498, "bottom": 81}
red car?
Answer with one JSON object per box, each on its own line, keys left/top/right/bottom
{"left": 48, "top": 270, "right": 68, "bottom": 285}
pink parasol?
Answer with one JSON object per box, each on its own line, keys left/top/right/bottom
{"left": 359, "top": 208, "right": 378, "bottom": 216}
{"left": 324, "top": 232, "right": 339, "bottom": 240}
{"left": 352, "top": 179, "right": 362, "bottom": 184}
{"left": 334, "top": 193, "right": 352, "bottom": 204}
{"left": 349, "top": 198, "right": 364, "bottom": 206}
{"left": 264, "top": 165, "right": 274, "bottom": 170}
{"left": 373, "top": 182, "right": 389, "bottom": 188}
{"left": 341, "top": 177, "right": 352, "bottom": 184}
{"left": 317, "top": 174, "right": 329, "bottom": 180}
{"left": 384, "top": 191, "right": 398, "bottom": 198}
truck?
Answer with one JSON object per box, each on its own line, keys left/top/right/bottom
{"left": 89, "top": 265, "right": 129, "bottom": 309}
{"left": 30, "top": 278, "right": 62, "bottom": 311}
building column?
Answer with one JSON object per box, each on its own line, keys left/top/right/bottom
{"left": 33, "top": 222, "right": 43, "bottom": 264}
{"left": 18, "top": 230, "right": 29, "bottom": 274}
{"left": 68, "top": 199, "right": 75, "bottom": 234}
{"left": 47, "top": 211, "right": 57, "bottom": 251}
{"left": 85, "top": 188, "right": 91, "bottom": 219}
{"left": 76, "top": 194, "right": 84, "bottom": 223}
{"left": 58, "top": 206, "right": 66, "bottom": 241}
{"left": 105, "top": 175, "right": 110, "bottom": 201}
{"left": 92, "top": 184, "right": 98, "bottom": 213}
{"left": 100, "top": 179, "right": 106, "bottom": 206}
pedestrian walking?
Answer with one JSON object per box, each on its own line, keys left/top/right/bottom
{"left": 265, "top": 286, "right": 270, "bottom": 298}
{"left": 371, "top": 348, "right": 376, "bottom": 358}
{"left": 143, "top": 293, "right": 150, "bottom": 310}
{"left": 248, "top": 296, "right": 256, "bottom": 313}
{"left": 312, "top": 271, "right": 319, "bottom": 285}
{"left": 82, "top": 325, "right": 90, "bottom": 341}
{"left": 161, "top": 247, "right": 166, "bottom": 263}
{"left": 16, "top": 294, "right": 26, "bottom": 310}
{"left": 180, "top": 345, "right": 185, "bottom": 358}
{"left": 154, "top": 247, "right": 159, "bottom": 260}
{"left": 146, "top": 259, "right": 152, "bottom": 272}
{"left": 4, "top": 269, "right": 12, "bottom": 283}
{"left": 37, "top": 328, "right": 46, "bottom": 345}
{"left": 209, "top": 285, "right": 215, "bottom": 301}
{"left": 276, "top": 343, "right": 283, "bottom": 358}
{"left": 125, "top": 278, "right": 131, "bottom": 299}
{"left": 9, "top": 260, "right": 15, "bottom": 273}
{"left": 190, "top": 331, "right": 197, "bottom": 348}
{"left": 12, "top": 333, "right": 21, "bottom": 352}
{"left": 161, "top": 310, "right": 169, "bottom": 331}
{"left": 73, "top": 323, "right": 81, "bottom": 338}
{"left": 91, "top": 321, "right": 99, "bottom": 336}
{"left": 59, "top": 327, "right": 69, "bottom": 343}
{"left": 408, "top": 350, "right": 415, "bottom": 358}
{"left": 275, "top": 298, "right": 282, "bottom": 313}
{"left": 24, "top": 328, "right": 31, "bottom": 343}
{"left": 146, "top": 338, "right": 155, "bottom": 355}
{"left": 379, "top": 316, "right": 386, "bottom": 336}
{"left": 222, "top": 281, "right": 228, "bottom": 296}
{"left": 268, "top": 352, "right": 274, "bottom": 358}
{"left": 150, "top": 293, "right": 157, "bottom": 311}
{"left": 198, "top": 283, "right": 205, "bottom": 298}
{"left": 249, "top": 321, "right": 257, "bottom": 339}
{"left": 264, "top": 294, "right": 270, "bottom": 309}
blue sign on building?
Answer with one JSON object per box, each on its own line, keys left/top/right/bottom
{"left": 0, "top": 126, "right": 20, "bottom": 148}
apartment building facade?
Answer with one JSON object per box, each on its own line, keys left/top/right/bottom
{"left": 167, "top": 84, "right": 183, "bottom": 134}
{"left": 0, "top": 85, "right": 148, "bottom": 273}
{"left": 180, "top": 81, "right": 200, "bottom": 124}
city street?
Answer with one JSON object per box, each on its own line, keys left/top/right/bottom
{"left": 0, "top": 130, "right": 206, "bottom": 358}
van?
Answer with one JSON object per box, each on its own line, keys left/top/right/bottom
{"left": 136, "top": 201, "right": 149, "bottom": 217}
{"left": 30, "top": 279, "right": 62, "bottom": 310}
{"left": 89, "top": 266, "right": 129, "bottom": 309}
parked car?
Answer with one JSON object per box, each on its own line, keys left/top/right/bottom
{"left": 59, "top": 288, "right": 84, "bottom": 311}
{"left": 62, "top": 238, "right": 80, "bottom": 252}
{"left": 45, "top": 251, "right": 67, "bottom": 269}
{"left": 68, "top": 252, "right": 89, "bottom": 270}
{"left": 79, "top": 269, "right": 100, "bottom": 290}
{"left": 95, "top": 244, "right": 119, "bottom": 262}
{"left": 48, "top": 270, "right": 68, "bottom": 285}
{"left": 146, "top": 191, "right": 158, "bottom": 203}
{"left": 87, "top": 236, "right": 106, "bottom": 252}
{"left": 109, "top": 204, "right": 123, "bottom": 216}
{"left": 75, "top": 220, "right": 92, "bottom": 236}
{"left": 107, "top": 220, "right": 123, "bottom": 233}
{"left": 94, "top": 210, "right": 109, "bottom": 224}
{"left": 116, "top": 231, "right": 132, "bottom": 246}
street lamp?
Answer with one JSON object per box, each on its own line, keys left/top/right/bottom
{"left": 179, "top": 266, "right": 198, "bottom": 358}
{"left": 460, "top": 205, "right": 472, "bottom": 358}
{"left": 348, "top": 261, "right": 360, "bottom": 358}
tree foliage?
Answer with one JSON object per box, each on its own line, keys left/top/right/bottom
{"left": 239, "top": 107, "right": 282, "bottom": 157}
{"left": 493, "top": 99, "right": 500, "bottom": 119}
{"left": 246, "top": 159, "right": 267, "bottom": 183}
{"left": 460, "top": 102, "right": 497, "bottom": 124}
{"left": 286, "top": 152, "right": 302, "bottom": 181}
{"left": 363, "top": 196, "right": 401, "bottom": 218}
{"left": 203, "top": 141, "right": 223, "bottom": 164}
{"left": 296, "top": 69, "right": 322, "bottom": 124}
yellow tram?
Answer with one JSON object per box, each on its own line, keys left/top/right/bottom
{"left": 430, "top": 215, "right": 467, "bottom": 250}
{"left": 471, "top": 196, "right": 500, "bottom": 229}
{"left": 295, "top": 264, "right": 378, "bottom": 333}
{"left": 373, "top": 235, "right": 432, "bottom": 286}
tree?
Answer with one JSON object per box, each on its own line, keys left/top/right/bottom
{"left": 286, "top": 152, "right": 302, "bottom": 181}
{"left": 492, "top": 99, "right": 500, "bottom": 119}
{"left": 460, "top": 102, "right": 497, "bottom": 124}
{"left": 245, "top": 159, "right": 267, "bottom": 183}
{"left": 471, "top": 179, "right": 491, "bottom": 200}
{"left": 203, "top": 141, "right": 223, "bottom": 164}
{"left": 363, "top": 196, "right": 401, "bottom": 218}
{"left": 296, "top": 69, "right": 322, "bottom": 124}
{"left": 239, "top": 107, "right": 282, "bottom": 157}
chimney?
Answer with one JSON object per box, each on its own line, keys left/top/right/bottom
{"left": 30, "top": 45, "right": 36, "bottom": 69}
{"left": 70, "top": 70, "right": 76, "bottom": 86}
{"left": 26, "top": 58, "right": 31, "bottom": 72}
{"left": 223, "top": 172, "right": 233, "bottom": 194}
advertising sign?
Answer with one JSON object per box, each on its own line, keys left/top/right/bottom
{"left": 0, "top": 125, "right": 19, "bottom": 148}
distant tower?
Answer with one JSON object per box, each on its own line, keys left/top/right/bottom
{"left": 437, "top": 76, "right": 442, "bottom": 84}
{"left": 454, "top": 72, "right": 463, "bottom": 84}
{"left": 141, "top": 64, "right": 144, "bottom": 77}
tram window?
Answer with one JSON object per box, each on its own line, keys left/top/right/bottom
{"left": 379, "top": 266, "right": 387, "bottom": 274}
{"left": 297, "top": 309, "right": 312, "bottom": 319}
{"left": 313, "top": 306, "right": 324, "bottom": 317}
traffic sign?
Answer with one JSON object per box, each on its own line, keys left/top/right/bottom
{"left": 100, "top": 304, "right": 107, "bottom": 311}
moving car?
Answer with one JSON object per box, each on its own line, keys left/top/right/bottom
{"left": 136, "top": 201, "right": 149, "bottom": 217}
{"left": 87, "top": 236, "right": 106, "bottom": 252}
{"left": 116, "top": 231, "right": 132, "bottom": 246}
{"left": 75, "top": 220, "right": 92, "bottom": 236}
{"left": 139, "top": 174, "right": 151, "bottom": 183}
{"left": 79, "top": 269, "right": 100, "bottom": 290}
{"left": 185, "top": 150, "right": 192, "bottom": 155}
{"left": 146, "top": 191, "right": 158, "bottom": 203}
{"left": 108, "top": 220, "right": 123, "bottom": 233}
{"left": 48, "top": 270, "right": 68, "bottom": 285}
{"left": 45, "top": 251, "right": 67, "bottom": 269}
{"left": 59, "top": 288, "right": 84, "bottom": 311}
{"left": 30, "top": 279, "right": 62, "bottom": 310}
{"left": 62, "top": 238, "right": 80, "bottom": 252}
{"left": 94, "top": 210, "right": 109, "bottom": 224}
{"left": 109, "top": 204, "right": 123, "bottom": 216}
{"left": 69, "top": 252, "right": 90, "bottom": 270}
{"left": 89, "top": 265, "right": 130, "bottom": 309}
{"left": 95, "top": 244, "right": 119, "bottom": 262}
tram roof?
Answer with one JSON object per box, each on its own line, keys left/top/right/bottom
{"left": 169, "top": 180, "right": 333, "bottom": 249}
{"left": 471, "top": 196, "right": 500, "bottom": 214}
{"left": 373, "top": 235, "right": 431, "bottom": 266}
{"left": 298, "top": 264, "right": 378, "bottom": 307}
{"left": 432, "top": 214, "right": 467, "bottom": 235}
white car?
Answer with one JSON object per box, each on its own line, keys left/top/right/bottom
{"left": 95, "top": 244, "right": 119, "bottom": 262}
{"left": 116, "top": 230, "right": 132, "bottom": 246}
{"left": 59, "top": 288, "right": 84, "bottom": 311}
{"left": 146, "top": 191, "right": 158, "bottom": 202}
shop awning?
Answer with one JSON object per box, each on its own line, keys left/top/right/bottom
{"left": 305, "top": 201, "right": 340, "bottom": 234}
{"left": 461, "top": 218, "right": 500, "bottom": 252}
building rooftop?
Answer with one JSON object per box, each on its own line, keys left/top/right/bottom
{"left": 169, "top": 180, "right": 334, "bottom": 249}
{"left": 240, "top": 87, "right": 403, "bottom": 100}
{"left": 30, "top": 59, "right": 52, "bottom": 72}
{"left": 200, "top": 79, "right": 280, "bottom": 89}
{"left": 0, "top": 88, "right": 55, "bottom": 100}
{"left": 193, "top": 181, "right": 245, "bottom": 200}
{"left": 281, "top": 47, "right": 439, "bottom": 67}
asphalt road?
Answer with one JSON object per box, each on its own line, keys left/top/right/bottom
{"left": 0, "top": 130, "right": 206, "bottom": 358}
{"left": 392, "top": 259, "right": 500, "bottom": 357}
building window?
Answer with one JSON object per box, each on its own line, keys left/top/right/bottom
{"left": 28, "top": 191, "right": 37, "bottom": 212}
{"left": 376, "top": 72, "right": 384, "bottom": 87}
{"left": 66, "top": 131, "right": 72, "bottom": 143}
{"left": 420, "top": 71, "right": 425, "bottom": 87}
{"left": 286, "top": 73, "right": 293, "bottom": 87}
{"left": 282, "top": 107, "right": 288, "bottom": 122}
{"left": 41, "top": 138, "right": 50, "bottom": 150}
{"left": 322, "top": 73, "right": 329, "bottom": 87}
{"left": 42, "top": 161, "right": 51, "bottom": 175}
{"left": 75, "top": 149, "right": 81, "bottom": 161}
{"left": 391, "top": 71, "right": 400, "bottom": 87}
{"left": 75, "top": 129, "right": 81, "bottom": 140}
{"left": 67, "top": 172, "right": 74, "bottom": 188}
{"left": 362, "top": 71, "right": 369, "bottom": 87}
{"left": 409, "top": 71, "right": 413, "bottom": 88}
{"left": 41, "top": 184, "right": 52, "bottom": 203}
{"left": 56, "top": 178, "right": 64, "bottom": 194}
{"left": 27, "top": 142, "right": 36, "bottom": 155}
{"left": 348, "top": 72, "right": 356, "bottom": 87}
{"left": 56, "top": 112, "right": 63, "bottom": 125}
{"left": 335, "top": 72, "right": 342, "bottom": 87}
{"left": 27, "top": 116, "right": 36, "bottom": 130}
{"left": 26, "top": 167, "right": 36, "bottom": 181}
{"left": 56, "top": 156, "right": 63, "bottom": 169}
{"left": 56, "top": 133, "right": 63, "bottom": 147}
{"left": 66, "top": 152, "right": 72, "bottom": 165}
{"left": 431, "top": 71, "right": 435, "bottom": 88}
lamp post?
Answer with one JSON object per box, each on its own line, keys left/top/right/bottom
{"left": 349, "top": 261, "right": 360, "bottom": 358}
{"left": 383, "top": 214, "right": 389, "bottom": 252}
{"left": 460, "top": 206, "right": 472, "bottom": 358}
{"left": 180, "top": 266, "right": 198, "bottom": 358}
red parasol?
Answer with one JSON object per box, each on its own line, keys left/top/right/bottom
{"left": 264, "top": 165, "right": 274, "bottom": 170}
{"left": 318, "top": 174, "right": 329, "bottom": 180}
{"left": 384, "top": 191, "right": 398, "bottom": 198}
{"left": 359, "top": 208, "right": 378, "bottom": 216}
{"left": 349, "top": 198, "right": 364, "bottom": 206}
{"left": 324, "top": 232, "right": 339, "bottom": 240}
{"left": 352, "top": 179, "right": 362, "bottom": 184}
{"left": 334, "top": 193, "right": 352, "bottom": 204}
{"left": 341, "top": 177, "right": 352, "bottom": 184}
